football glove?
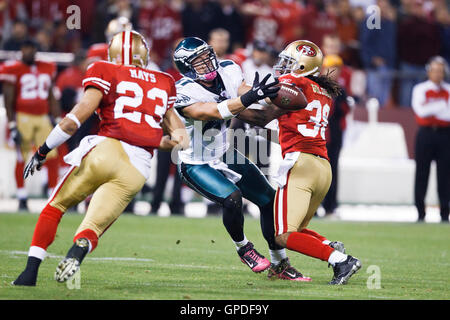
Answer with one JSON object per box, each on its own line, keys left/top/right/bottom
{"left": 23, "top": 151, "right": 46, "bottom": 179}
{"left": 8, "top": 123, "right": 22, "bottom": 146}
{"left": 240, "top": 72, "right": 280, "bottom": 108}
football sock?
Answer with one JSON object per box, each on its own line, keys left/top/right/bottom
{"left": 286, "top": 232, "right": 334, "bottom": 261}
{"left": 30, "top": 204, "right": 64, "bottom": 250}
{"left": 300, "top": 228, "right": 328, "bottom": 242}
{"left": 24, "top": 256, "right": 42, "bottom": 272}
{"left": 74, "top": 229, "right": 98, "bottom": 253}
{"left": 15, "top": 160, "right": 25, "bottom": 189}
{"left": 66, "top": 238, "right": 90, "bottom": 263}
{"left": 328, "top": 250, "right": 348, "bottom": 266}
{"left": 269, "top": 249, "right": 287, "bottom": 265}
{"left": 234, "top": 235, "right": 249, "bottom": 250}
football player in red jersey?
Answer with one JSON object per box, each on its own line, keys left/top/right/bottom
{"left": 0, "top": 39, "right": 61, "bottom": 211}
{"left": 238, "top": 40, "right": 362, "bottom": 285}
{"left": 12, "top": 31, "right": 188, "bottom": 286}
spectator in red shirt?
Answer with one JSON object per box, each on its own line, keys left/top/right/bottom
{"left": 270, "top": 0, "right": 304, "bottom": 47}
{"left": 397, "top": 0, "right": 441, "bottom": 107}
{"left": 298, "top": 0, "right": 337, "bottom": 47}
{"left": 240, "top": 0, "right": 282, "bottom": 50}
{"left": 138, "top": 0, "right": 183, "bottom": 70}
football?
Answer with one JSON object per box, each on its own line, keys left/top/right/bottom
{"left": 270, "top": 83, "right": 307, "bottom": 110}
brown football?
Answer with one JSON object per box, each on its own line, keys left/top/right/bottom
{"left": 270, "top": 83, "right": 307, "bottom": 110}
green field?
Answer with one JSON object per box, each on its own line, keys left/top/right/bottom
{"left": 0, "top": 212, "right": 449, "bottom": 300}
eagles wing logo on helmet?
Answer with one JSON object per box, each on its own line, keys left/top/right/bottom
{"left": 173, "top": 37, "right": 219, "bottom": 81}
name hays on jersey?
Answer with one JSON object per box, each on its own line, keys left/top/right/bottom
{"left": 129, "top": 68, "right": 156, "bottom": 83}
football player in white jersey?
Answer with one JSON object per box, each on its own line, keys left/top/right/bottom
{"left": 172, "top": 37, "right": 310, "bottom": 280}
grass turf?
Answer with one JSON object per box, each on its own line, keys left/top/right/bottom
{"left": 0, "top": 212, "right": 449, "bottom": 300}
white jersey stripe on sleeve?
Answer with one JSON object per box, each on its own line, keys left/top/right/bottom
{"left": 90, "top": 80, "right": 110, "bottom": 93}
{"left": 82, "top": 77, "right": 111, "bottom": 87}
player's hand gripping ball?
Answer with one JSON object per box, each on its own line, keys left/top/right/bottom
{"left": 270, "top": 83, "right": 307, "bottom": 110}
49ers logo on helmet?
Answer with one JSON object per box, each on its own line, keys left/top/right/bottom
{"left": 296, "top": 45, "right": 316, "bottom": 57}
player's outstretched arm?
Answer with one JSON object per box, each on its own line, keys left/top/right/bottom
{"left": 23, "top": 88, "right": 103, "bottom": 179}
{"left": 181, "top": 72, "right": 280, "bottom": 121}
{"left": 159, "top": 108, "right": 190, "bottom": 151}
{"left": 237, "top": 105, "right": 289, "bottom": 128}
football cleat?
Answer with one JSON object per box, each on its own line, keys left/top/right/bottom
{"left": 267, "top": 258, "right": 312, "bottom": 282}
{"left": 55, "top": 238, "right": 89, "bottom": 283}
{"left": 237, "top": 242, "right": 270, "bottom": 273}
{"left": 329, "top": 255, "right": 362, "bottom": 285}
{"left": 11, "top": 270, "right": 37, "bottom": 286}
{"left": 329, "top": 241, "right": 346, "bottom": 254}
{"left": 54, "top": 257, "right": 80, "bottom": 283}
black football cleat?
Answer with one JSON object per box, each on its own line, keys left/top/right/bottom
{"left": 329, "top": 255, "right": 362, "bottom": 285}
{"left": 267, "top": 258, "right": 312, "bottom": 282}
{"left": 12, "top": 270, "right": 37, "bottom": 286}
{"left": 11, "top": 256, "right": 42, "bottom": 286}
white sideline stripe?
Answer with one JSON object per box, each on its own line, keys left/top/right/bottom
{"left": 2, "top": 250, "right": 244, "bottom": 270}
{"left": 3, "top": 250, "right": 154, "bottom": 262}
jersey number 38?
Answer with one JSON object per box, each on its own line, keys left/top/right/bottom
{"left": 297, "top": 99, "right": 330, "bottom": 140}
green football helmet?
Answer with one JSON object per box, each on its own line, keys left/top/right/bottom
{"left": 173, "top": 37, "right": 219, "bottom": 81}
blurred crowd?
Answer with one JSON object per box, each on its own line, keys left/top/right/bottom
{"left": 0, "top": 0, "right": 449, "bottom": 108}
{"left": 0, "top": 0, "right": 449, "bottom": 217}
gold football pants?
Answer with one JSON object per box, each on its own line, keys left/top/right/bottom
{"left": 16, "top": 112, "right": 57, "bottom": 160}
{"left": 48, "top": 137, "right": 146, "bottom": 237}
{"left": 274, "top": 153, "right": 332, "bottom": 235}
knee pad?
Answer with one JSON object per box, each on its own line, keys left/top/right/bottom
{"left": 223, "top": 190, "right": 242, "bottom": 211}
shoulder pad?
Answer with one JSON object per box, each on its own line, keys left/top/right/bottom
{"left": 219, "top": 60, "right": 236, "bottom": 68}
{"left": 176, "top": 78, "right": 195, "bottom": 87}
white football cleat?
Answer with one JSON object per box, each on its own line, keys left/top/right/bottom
{"left": 55, "top": 258, "right": 80, "bottom": 283}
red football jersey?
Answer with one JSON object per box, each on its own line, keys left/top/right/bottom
{"left": 0, "top": 60, "right": 56, "bottom": 115}
{"left": 277, "top": 74, "right": 333, "bottom": 160}
{"left": 82, "top": 61, "right": 176, "bottom": 154}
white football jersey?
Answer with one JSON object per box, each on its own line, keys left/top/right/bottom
{"left": 174, "top": 60, "right": 244, "bottom": 164}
